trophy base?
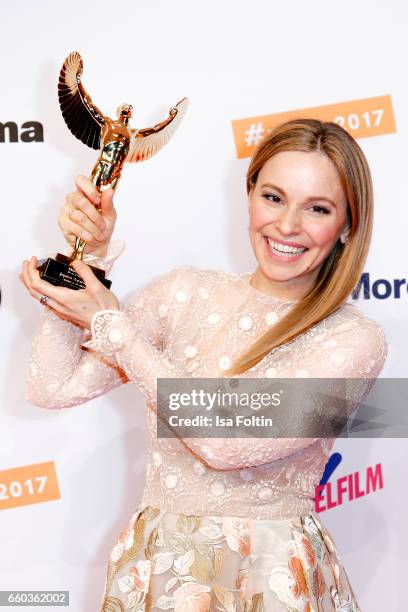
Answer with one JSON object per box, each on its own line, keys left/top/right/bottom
{"left": 37, "top": 253, "right": 112, "bottom": 290}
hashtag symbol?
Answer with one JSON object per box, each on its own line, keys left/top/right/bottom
{"left": 244, "top": 123, "right": 265, "bottom": 147}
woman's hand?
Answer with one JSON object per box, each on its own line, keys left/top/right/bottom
{"left": 58, "top": 175, "right": 117, "bottom": 258}
{"left": 19, "top": 256, "right": 120, "bottom": 329}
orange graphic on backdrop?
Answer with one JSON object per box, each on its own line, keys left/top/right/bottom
{"left": 0, "top": 461, "right": 60, "bottom": 510}
{"left": 231, "top": 95, "right": 396, "bottom": 159}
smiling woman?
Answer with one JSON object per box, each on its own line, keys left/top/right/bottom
{"left": 224, "top": 118, "right": 371, "bottom": 377}
{"left": 21, "top": 118, "right": 387, "bottom": 611}
{"left": 248, "top": 150, "right": 350, "bottom": 285}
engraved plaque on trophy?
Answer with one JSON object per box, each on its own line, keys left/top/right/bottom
{"left": 37, "top": 51, "right": 188, "bottom": 290}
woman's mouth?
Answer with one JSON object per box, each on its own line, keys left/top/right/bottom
{"left": 264, "top": 236, "right": 308, "bottom": 261}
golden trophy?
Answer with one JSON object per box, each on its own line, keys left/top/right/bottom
{"left": 37, "top": 51, "right": 188, "bottom": 290}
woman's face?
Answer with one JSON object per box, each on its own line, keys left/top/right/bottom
{"left": 248, "top": 149, "right": 350, "bottom": 299}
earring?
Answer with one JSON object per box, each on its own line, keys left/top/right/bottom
{"left": 340, "top": 230, "right": 350, "bottom": 244}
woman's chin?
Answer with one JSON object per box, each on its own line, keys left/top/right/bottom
{"left": 257, "top": 253, "right": 304, "bottom": 277}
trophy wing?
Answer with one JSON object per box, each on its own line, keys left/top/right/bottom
{"left": 127, "top": 97, "right": 188, "bottom": 162}
{"left": 58, "top": 51, "right": 106, "bottom": 150}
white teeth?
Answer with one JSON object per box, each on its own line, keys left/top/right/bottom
{"left": 267, "top": 238, "right": 306, "bottom": 254}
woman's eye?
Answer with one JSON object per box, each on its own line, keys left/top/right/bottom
{"left": 310, "top": 205, "right": 330, "bottom": 215}
{"left": 263, "top": 194, "right": 281, "bottom": 203}
{"left": 262, "top": 194, "right": 330, "bottom": 215}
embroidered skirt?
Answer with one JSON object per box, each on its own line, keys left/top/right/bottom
{"left": 99, "top": 503, "right": 361, "bottom": 611}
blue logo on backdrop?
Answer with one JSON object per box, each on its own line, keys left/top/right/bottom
{"left": 352, "top": 272, "right": 406, "bottom": 300}
{"left": 320, "top": 452, "right": 342, "bottom": 485}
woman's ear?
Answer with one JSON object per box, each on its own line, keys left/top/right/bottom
{"left": 340, "top": 224, "right": 350, "bottom": 244}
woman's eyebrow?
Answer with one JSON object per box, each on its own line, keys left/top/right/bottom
{"left": 260, "top": 182, "right": 337, "bottom": 208}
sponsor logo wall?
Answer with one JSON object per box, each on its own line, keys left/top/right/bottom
{"left": 0, "top": 1, "right": 405, "bottom": 610}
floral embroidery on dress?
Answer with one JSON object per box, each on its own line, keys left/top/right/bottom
{"left": 100, "top": 506, "right": 362, "bottom": 611}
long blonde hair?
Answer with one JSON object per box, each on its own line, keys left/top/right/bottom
{"left": 225, "top": 118, "right": 373, "bottom": 376}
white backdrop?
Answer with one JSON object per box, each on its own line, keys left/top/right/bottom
{"left": 0, "top": 1, "right": 406, "bottom": 610}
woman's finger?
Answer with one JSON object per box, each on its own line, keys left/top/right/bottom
{"left": 71, "top": 259, "right": 103, "bottom": 293}
{"left": 100, "top": 188, "right": 117, "bottom": 222}
{"left": 60, "top": 214, "right": 105, "bottom": 245}
{"left": 66, "top": 192, "right": 106, "bottom": 233}
{"left": 25, "top": 257, "right": 72, "bottom": 306}
{"left": 20, "top": 263, "right": 66, "bottom": 313}
{"left": 20, "top": 260, "right": 92, "bottom": 328}
{"left": 69, "top": 208, "right": 106, "bottom": 241}
{"left": 20, "top": 263, "right": 43, "bottom": 301}
{"left": 75, "top": 175, "right": 102, "bottom": 207}
{"left": 59, "top": 203, "right": 106, "bottom": 246}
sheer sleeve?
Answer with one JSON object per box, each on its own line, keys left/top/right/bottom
{"left": 84, "top": 300, "right": 388, "bottom": 469}
{"left": 25, "top": 240, "right": 130, "bottom": 410}
{"left": 80, "top": 265, "right": 192, "bottom": 403}
{"left": 26, "top": 241, "right": 187, "bottom": 409}
{"left": 26, "top": 262, "right": 192, "bottom": 410}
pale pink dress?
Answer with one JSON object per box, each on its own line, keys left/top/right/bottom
{"left": 26, "top": 241, "right": 388, "bottom": 611}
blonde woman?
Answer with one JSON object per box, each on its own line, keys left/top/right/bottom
{"left": 21, "top": 119, "right": 387, "bottom": 611}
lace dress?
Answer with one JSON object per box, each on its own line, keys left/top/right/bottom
{"left": 25, "top": 241, "right": 388, "bottom": 612}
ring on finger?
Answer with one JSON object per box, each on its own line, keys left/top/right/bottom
{"left": 40, "top": 295, "right": 50, "bottom": 306}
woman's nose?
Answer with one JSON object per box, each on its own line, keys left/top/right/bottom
{"left": 275, "top": 205, "right": 301, "bottom": 234}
